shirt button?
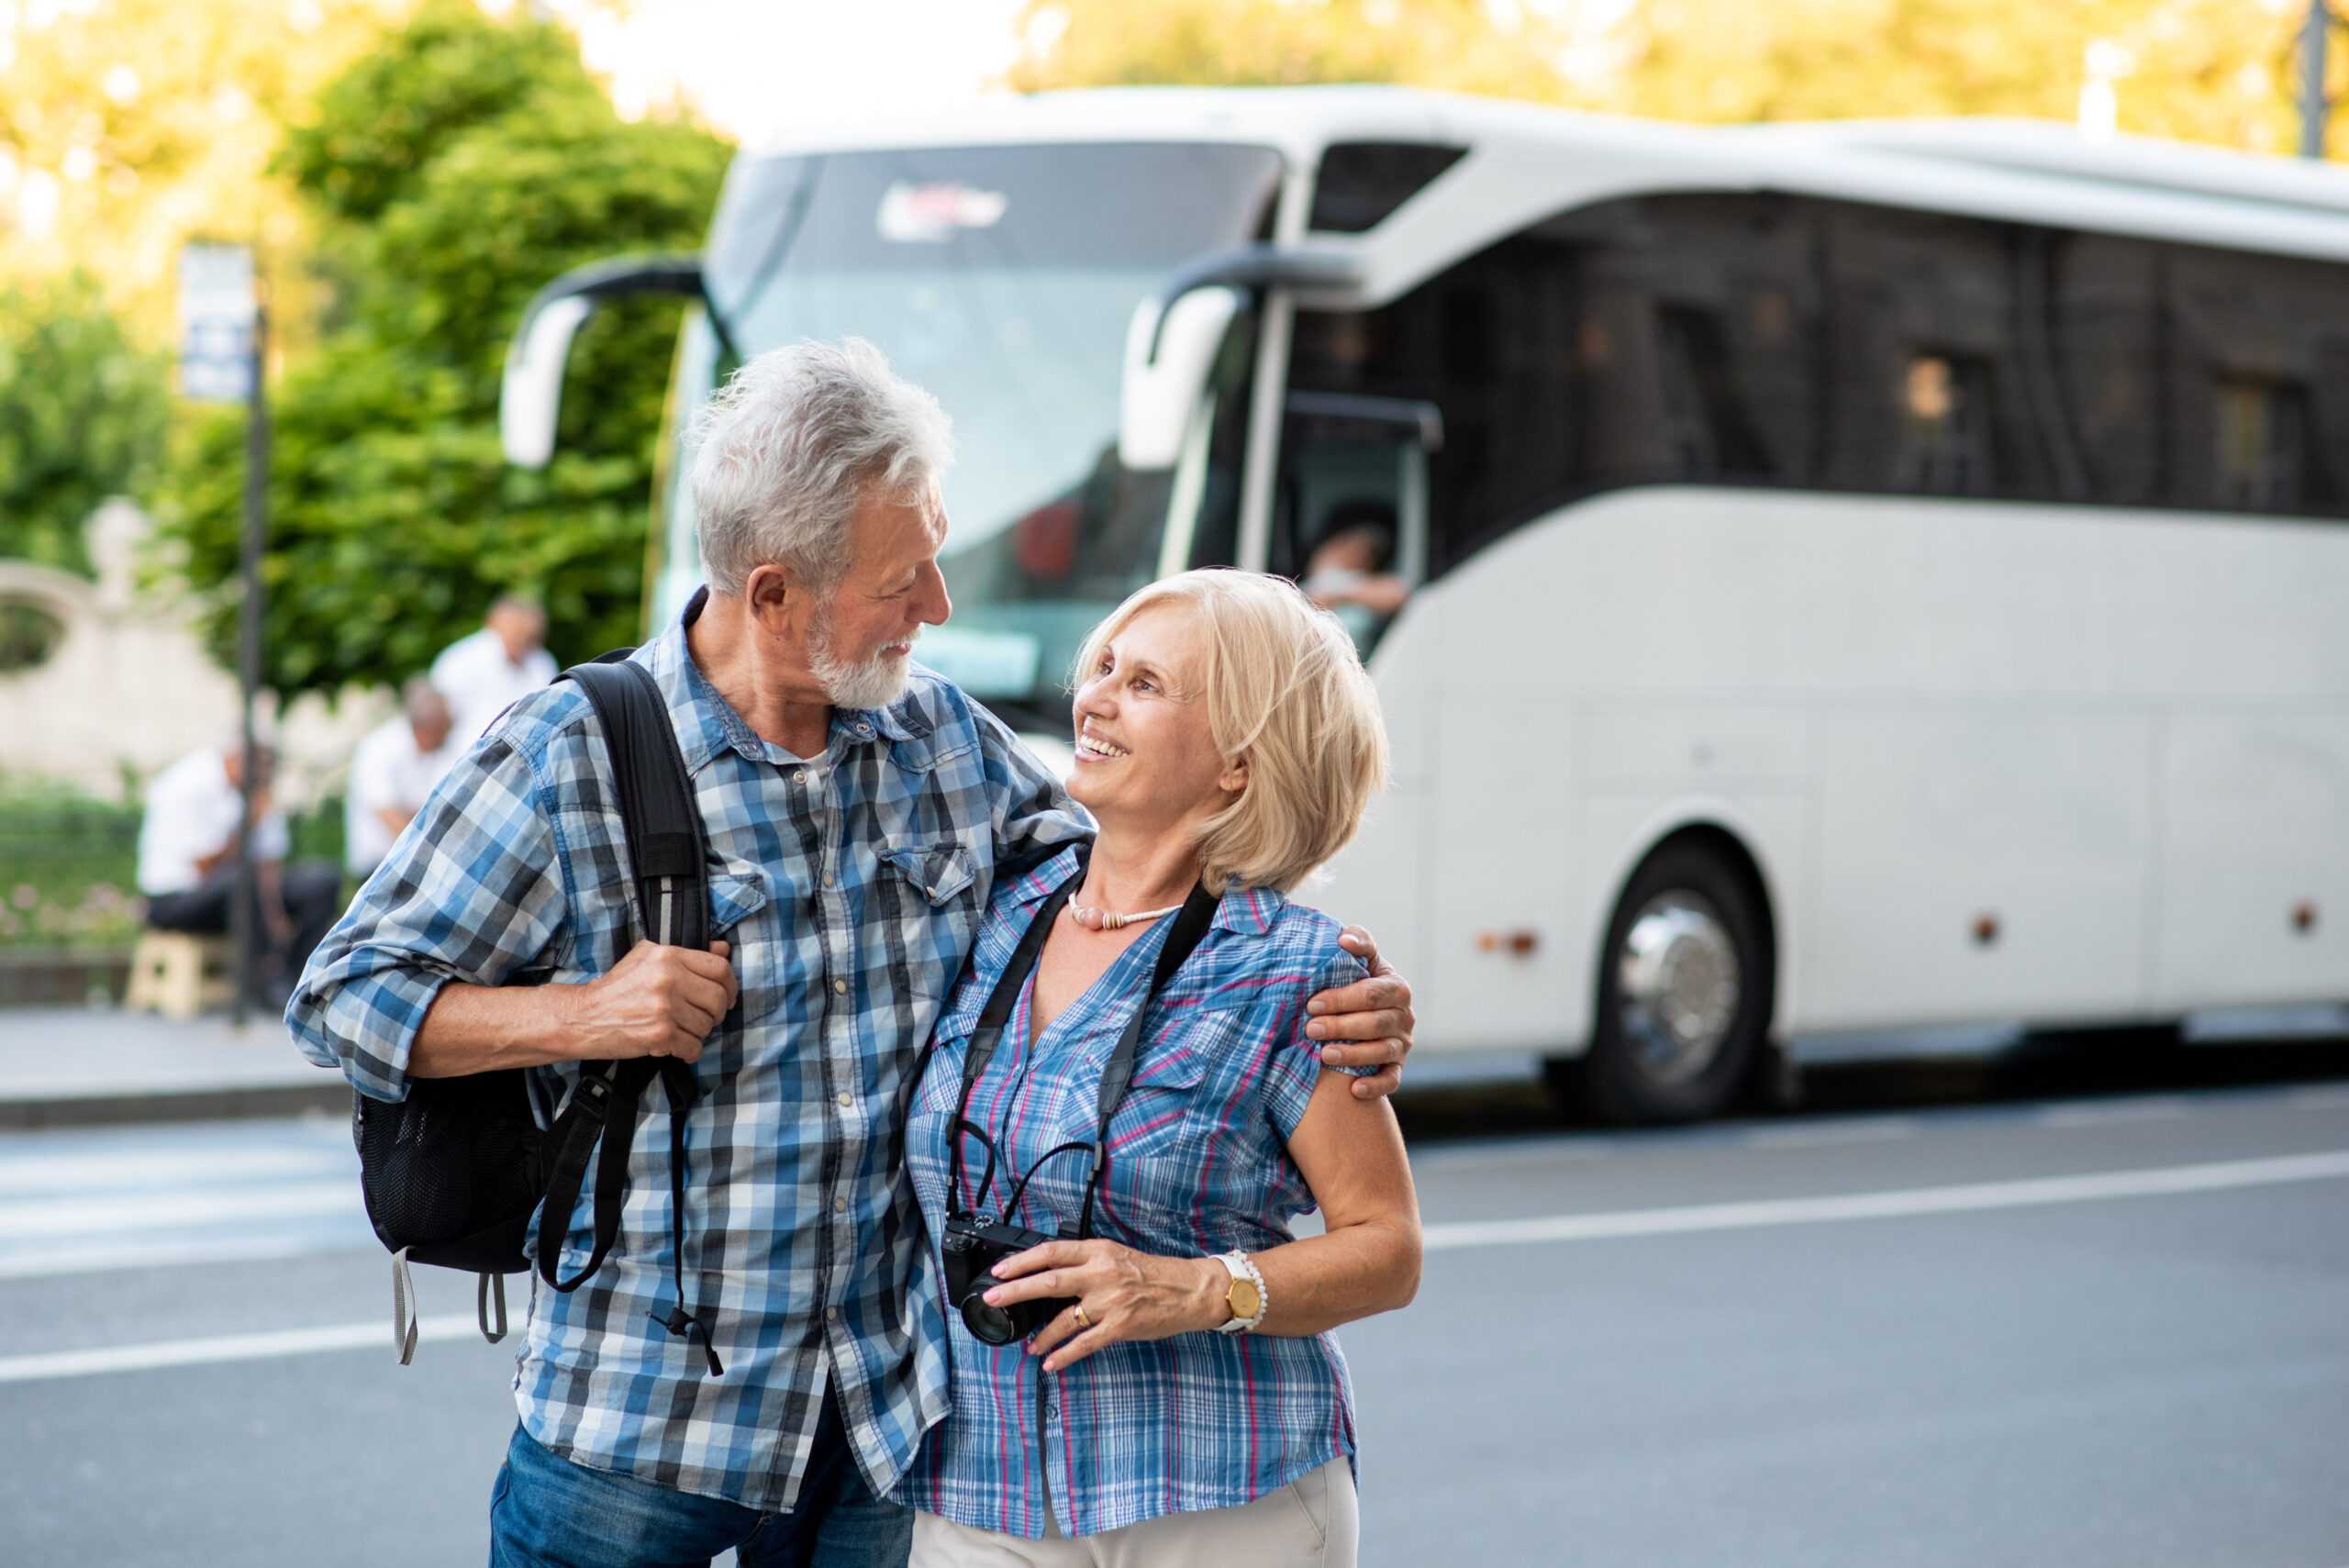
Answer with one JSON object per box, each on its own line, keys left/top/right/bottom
{"left": 854, "top": 722, "right": 872, "bottom": 738}
{"left": 835, "top": 1090, "right": 853, "bottom": 1109}
{"left": 832, "top": 978, "right": 848, "bottom": 995}
{"left": 827, "top": 1307, "right": 841, "bottom": 1322}
{"left": 833, "top": 1194, "right": 848, "bottom": 1212}
{"left": 821, "top": 872, "right": 836, "bottom": 888}
{"left": 1043, "top": 1402, "right": 1060, "bottom": 1423}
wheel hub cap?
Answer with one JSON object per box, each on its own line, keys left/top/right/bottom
{"left": 1616, "top": 893, "right": 1742, "bottom": 1086}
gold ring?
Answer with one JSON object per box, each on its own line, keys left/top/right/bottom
{"left": 1073, "top": 1303, "right": 1093, "bottom": 1329}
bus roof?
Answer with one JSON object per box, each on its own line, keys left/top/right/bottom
{"left": 746, "top": 85, "right": 2349, "bottom": 303}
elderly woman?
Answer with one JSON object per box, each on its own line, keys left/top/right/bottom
{"left": 896, "top": 569, "right": 1420, "bottom": 1566}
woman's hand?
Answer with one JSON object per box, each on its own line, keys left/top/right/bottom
{"left": 983, "top": 1239, "right": 1223, "bottom": 1373}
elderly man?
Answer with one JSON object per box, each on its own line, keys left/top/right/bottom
{"left": 287, "top": 339, "right": 1414, "bottom": 1568}
{"left": 431, "top": 594, "right": 557, "bottom": 741}
{"left": 343, "top": 679, "right": 457, "bottom": 880}
{"left": 140, "top": 736, "right": 342, "bottom": 1006}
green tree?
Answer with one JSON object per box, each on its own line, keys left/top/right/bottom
{"left": 1008, "top": 0, "right": 2332, "bottom": 158}
{"left": 0, "top": 272, "right": 170, "bottom": 576}
{"left": 1008, "top": 0, "right": 1582, "bottom": 98}
{"left": 1603, "top": 0, "right": 2320, "bottom": 153}
{"left": 157, "top": 1, "right": 729, "bottom": 697}
{"left": 0, "top": 0, "right": 408, "bottom": 352}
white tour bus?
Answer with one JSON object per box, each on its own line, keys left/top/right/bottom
{"left": 503, "top": 87, "right": 2349, "bottom": 1122}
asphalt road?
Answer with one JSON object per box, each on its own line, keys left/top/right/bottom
{"left": 3, "top": 1039, "right": 2345, "bottom": 1568}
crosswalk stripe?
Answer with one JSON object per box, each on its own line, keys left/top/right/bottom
{"left": 0, "top": 1183, "right": 359, "bottom": 1240}
{"left": 0, "top": 1315, "right": 479, "bottom": 1385}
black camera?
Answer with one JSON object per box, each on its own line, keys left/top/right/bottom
{"left": 941, "top": 1216, "right": 1073, "bottom": 1346}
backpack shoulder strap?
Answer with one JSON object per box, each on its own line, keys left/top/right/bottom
{"left": 561, "top": 653, "right": 710, "bottom": 951}
{"left": 533, "top": 649, "right": 726, "bottom": 1374}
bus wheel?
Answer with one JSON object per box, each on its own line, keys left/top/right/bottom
{"left": 1581, "top": 843, "right": 1771, "bottom": 1125}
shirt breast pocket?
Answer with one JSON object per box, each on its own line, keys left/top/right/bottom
{"left": 706, "top": 862, "right": 774, "bottom": 1022}
{"left": 1085, "top": 1036, "right": 1217, "bottom": 1177}
{"left": 876, "top": 839, "right": 985, "bottom": 999}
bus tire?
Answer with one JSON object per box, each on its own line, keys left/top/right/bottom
{"left": 1581, "top": 841, "right": 1773, "bottom": 1125}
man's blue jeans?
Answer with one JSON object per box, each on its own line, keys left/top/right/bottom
{"left": 487, "top": 1391, "right": 913, "bottom": 1568}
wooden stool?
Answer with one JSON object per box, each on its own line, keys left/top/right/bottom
{"left": 124, "top": 931, "right": 237, "bottom": 1020}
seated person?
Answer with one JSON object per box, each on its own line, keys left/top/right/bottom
{"left": 1299, "top": 498, "right": 1410, "bottom": 619}
{"left": 138, "top": 736, "right": 343, "bottom": 1007}
{"left": 344, "top": 679, "right": 457, "bottom": 881}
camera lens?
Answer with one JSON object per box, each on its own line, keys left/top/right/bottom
{"left": 961, "top": 1292, "right": 1021, "bottom": 1346}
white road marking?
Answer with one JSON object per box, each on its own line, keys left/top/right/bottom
{"left": 0, "top": 1234, "right": 329, "bottom": 1282}
{"left": 2033, "top": 1097, "right": 2192, "bottom": 1129}
{"left": 0, "top": 1148, "right": 349, "bottom": 1195}
{"left": 1423, "top": 1150, "right": 2349, "bottom": 1251}
{"left": 1739, "top": 1117, "right": 1919, "bottom": 1150}
{"left": 0, "top": 1315, "right": 479, "bottom": 1385}
{"left": 0, "top": 1182, "right": 358, "bottom": 1240}
{"left": 2284, "top": 1087, "right": 2349, "bottom": 1111}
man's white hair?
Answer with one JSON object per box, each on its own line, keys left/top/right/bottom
{"left": 687, "top": 339, "right": 952, "bottom": 598}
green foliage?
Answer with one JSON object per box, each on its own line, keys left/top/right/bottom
{"left": 0, "top": 775, "right": 144, "bottom": 950}
{"left": 1008, "top": 0, "right": 1581, "bottom": 98}
{"left": 0, "top": 272, "right": 171, "bottom": 576}
{"left": 277, "top": 0, "right": 607, "bottom": 228}
{"left": 1010, "top": 0, "right": 2323, "bottom": 158}
{"left": 159, "top": 0, "right": 729, "bottom": 698}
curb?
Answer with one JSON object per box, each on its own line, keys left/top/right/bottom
{"left": 0, "top": 1080, "right": 351, "bottom": 1133}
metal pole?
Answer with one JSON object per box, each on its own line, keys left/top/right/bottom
{"left": 231, "top": 303, "right": 269, "bottom": 1029}
{"left": 2304, "top": 0, "right": 2331, "bottom": 159}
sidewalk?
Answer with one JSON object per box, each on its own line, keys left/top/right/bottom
{"left": 0, "top": 1006, "right": 348, "bottom": 1130}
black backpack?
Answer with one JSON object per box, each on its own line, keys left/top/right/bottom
{"left": 352, "top": 654, "right": 727, "bottom": 1374}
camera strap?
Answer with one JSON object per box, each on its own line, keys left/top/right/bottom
{"left": 948, "top": 855, "right": 1219, "bottom": 1238}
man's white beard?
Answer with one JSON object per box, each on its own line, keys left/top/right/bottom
{"left": 809, "top": 610, "right": 913, "bottom": 711}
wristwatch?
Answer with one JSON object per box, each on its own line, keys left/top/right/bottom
{"left": 1212, "top": 1251, "right": 1267, "bottom": 1335}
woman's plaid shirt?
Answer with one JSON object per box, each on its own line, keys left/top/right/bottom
{"left": 896, "top": 847, "right": 1371, "bottom": 1539}
{"left": 286, "top": 597, "right": 1089, "bottom": 1510}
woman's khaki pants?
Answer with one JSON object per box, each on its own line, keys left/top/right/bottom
{"left": 910, "top": 1458, "right": 1358, "bottom": 1567}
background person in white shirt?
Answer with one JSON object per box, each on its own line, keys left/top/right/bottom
{"left": 345, "top": 679, "right": 456, "bottom": 878}
{"left": 137, "top": 738, "right": 344, "bottom": 1006}
{"left": 429, "top": 595, "right": 556, "bottom": 741}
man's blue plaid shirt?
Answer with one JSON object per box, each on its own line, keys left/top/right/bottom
{"left": 287, "top": 593, "right": 1090, "bottom": 1510}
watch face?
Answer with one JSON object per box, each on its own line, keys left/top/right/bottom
{"left": 1229, "top": 1278, "right": 1263, "bottom": 1319}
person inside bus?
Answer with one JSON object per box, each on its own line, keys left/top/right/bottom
{"left": 899, "top": 568, "right": 1420, "bottom": 1568}
{"left": 1300, "top": 497, "right": 1411, "bottom": 619}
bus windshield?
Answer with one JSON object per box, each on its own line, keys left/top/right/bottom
{"left": 660, "top": 140, "right": 1283, "bottom": 721}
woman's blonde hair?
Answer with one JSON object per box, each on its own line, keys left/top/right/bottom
{"left": 1071, "top": 569, "right": 1390, "bottom": 895}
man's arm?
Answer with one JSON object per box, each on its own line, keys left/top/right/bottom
{"left": 287, "top": 728, "right": 575, "bottom": 1101}
{"left": 972, "top": 696, "right": 1095, "bottom": 877}
{"left": 408, "top": 940, "right": 738, "bottom": 1078}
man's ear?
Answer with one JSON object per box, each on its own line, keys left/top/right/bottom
{"left": 745, "top": 563, "right": 796, "bottom": 630}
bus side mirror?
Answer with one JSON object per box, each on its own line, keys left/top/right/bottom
{"left": 499, "top": 254, "right": 718, "bottom": 470}
{"left": 500, "top": 295, "right": 596, "bottom": 469}
{"left": 1118, "top": 286, "right": 1243, "bottom": 472}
